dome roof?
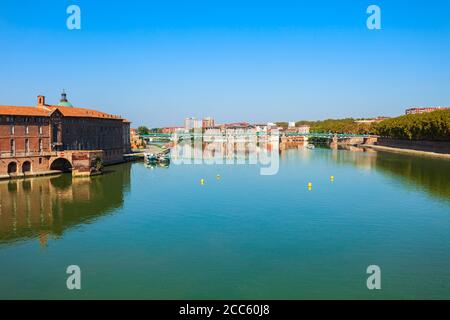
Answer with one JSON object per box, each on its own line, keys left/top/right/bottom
{"left": 58, "top": 100, "right": 73, "bottom": 107}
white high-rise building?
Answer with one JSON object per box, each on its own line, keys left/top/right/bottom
{"left": 184, "top": 117, "right": 202, "bottom": 130}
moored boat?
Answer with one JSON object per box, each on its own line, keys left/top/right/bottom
{"left": 145, "top": 153, "right": 158, "bottom": 164}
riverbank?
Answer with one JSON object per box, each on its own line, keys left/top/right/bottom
{"left": 375, "top": 137, "right": 450, "bottom": 154}
{"left": 0, "top": 170, "right": 62, "bottom": 180}
{"left": 0, "top": 151, "right": 148, "bottom": 181}
{"left": 362, "top": 144, "right": 450, "bottom": 159}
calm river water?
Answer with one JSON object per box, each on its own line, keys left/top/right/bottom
{"left": 0, "top": 147, "right": 449, "bottom": 299}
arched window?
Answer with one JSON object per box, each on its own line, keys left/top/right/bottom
{"left": 7, "top": 162, "right": 17, "bottom": 174}
{"left": 22, "top": 161, "right": 31, "bottom": 173}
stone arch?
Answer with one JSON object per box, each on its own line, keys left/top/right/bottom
{"left": 7, "top": 162, "right": 17, "bottom": 174}
{"left": 22, "top": 161, "right": 32, "bottom": 173}
{"left": 50, "top": 158, "right": 72, "bottom": 173}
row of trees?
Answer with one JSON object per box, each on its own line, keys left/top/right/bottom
{"left": 288, "top": 110, "right": 449, "bottom": 140}
{"left": 373, "top": 109, "right": 449, "bottom": 141}
{"left": 291, "top": 119, "right": 374, "bottom": 134}
{"left": 137, "top": 126, "right": 164, "bottom": 135}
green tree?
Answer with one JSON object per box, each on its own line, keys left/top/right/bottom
{"left": 374, "top": 109, "right": 450, "bottom": 141}
{"left": 293, "top": 118, "right": 375, "bottom": 134}
{"left": 94, "top": 157, "right": 103, "bottom": 172}
{"left": 275, "top": 122, "right": 289, "bottom": 129}
{"left": 137, "top": 126, "right": 150, "bottom": 135}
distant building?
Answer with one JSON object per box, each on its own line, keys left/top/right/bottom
{"left": 297, "top": 125, "right": 310, "bottom": 134}
{"left": 220, "top": 122, "right": 253, "bottom": 130}
{"left": 288, "top": 121, "right": 296, "bottom": 128}
{"left": 184, "top": 117, "right": 202, "bottom": 130}
{"left": 405, "top": 107, "right": 448, "bottom": 115}
{"left": 355, "top": 117, "right": 390, "bottom": 124}
{"left": 184, "top": 117, "right": 195, "bottom": 130}
{"left": 285, "top": 125, "right": 310, "bottom": 134}
{"left": 161, "top": 127, "right": 185, "bottom": 134}
{"left": 254, "top": 124, "right": 269, "bottom": 134}
{"left": 202, "top": 117, "right": 215, "bottom": 128}
{"left": 263, "top": 122, "right": 280, "bottom": 134}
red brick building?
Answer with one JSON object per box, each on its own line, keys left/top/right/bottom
{"left": 0, "top": 92, "right": 131, "bottom": 178}
{"left": 202, "top": 117, "right": 215, "bottom": 128}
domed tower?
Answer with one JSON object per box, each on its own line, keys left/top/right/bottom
{"left": 57, "top": 90, "right": 73, "bottom": 107}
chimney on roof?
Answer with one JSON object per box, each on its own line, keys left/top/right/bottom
{"left": 37, "top": 95, "right": 45, "bottom": 107}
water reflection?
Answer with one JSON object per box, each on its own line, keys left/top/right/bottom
{"left": 0, "top": 163, "right": 131, "bottom": 246}
{"left": 285, "top": 145, "right": 450, "bottom": 201}
{"left": 1, "top": 145, "right": 448, "bottom": 249}
{"left": 174, "top": 141, "right": 449, "bottom": 200}
{"left": 372, "top": 151, "right": 450, "bottom": 201}
{"left": 171, "top": 141, "right": 278, "bottom": 163}
{"left": 145, "top": 162, "right": 170, "bottom": 169}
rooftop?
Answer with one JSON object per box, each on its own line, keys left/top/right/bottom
{"left": 0, "top": 93, "right": 129, "bottom": 122}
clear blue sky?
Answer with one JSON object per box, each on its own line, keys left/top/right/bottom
{"left": 0, "top": 0, "right": 449, "bottom": 127}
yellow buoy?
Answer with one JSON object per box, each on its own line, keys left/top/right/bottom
{"left": 330, "top": 175, "right": 334, "bottom": 181}
{"left": 308, "top": 182, "right": 312, "bottom": 189}
{"left": 200, "top": 178, "right": 205, "bottom": 185}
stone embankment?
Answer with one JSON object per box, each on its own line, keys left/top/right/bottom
{"left": 362, "top": 138, "right": 450, "bottom": 159}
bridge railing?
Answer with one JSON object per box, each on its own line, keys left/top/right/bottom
{"left": 140, "top": 132, "right": 372, "bottom": 139}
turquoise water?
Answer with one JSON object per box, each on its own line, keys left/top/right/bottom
{"left": 0, "top": 148, "right": 449, "bottom": 299}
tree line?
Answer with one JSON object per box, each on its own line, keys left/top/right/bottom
{"left": 281, "top": 109, "right": 449, "bottom": 140}
{"left": 282, "top": 119, "right": 375, "bottom": 135}
{"left": 374, "top": 109, "right": 449, "bottom": 141}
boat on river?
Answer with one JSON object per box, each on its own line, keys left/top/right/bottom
{"left": 145, "top": 153, "right": 158, "bottom": 164}
{"left": 145, "top": 150, "right": 170, "bottom": 165}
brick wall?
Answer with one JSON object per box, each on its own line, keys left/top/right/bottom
{"left": 0, "top": 113, "right": 130, "bottom": 177}
{"left": 0, "top": 117, "right": 51, "bottom": 156}
{"left": 61, "top": 117, "right": 126, "bottom": 164}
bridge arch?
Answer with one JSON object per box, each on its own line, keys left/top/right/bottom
{"left": 50, "top": 158, "right": 72, "bottom": 173}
